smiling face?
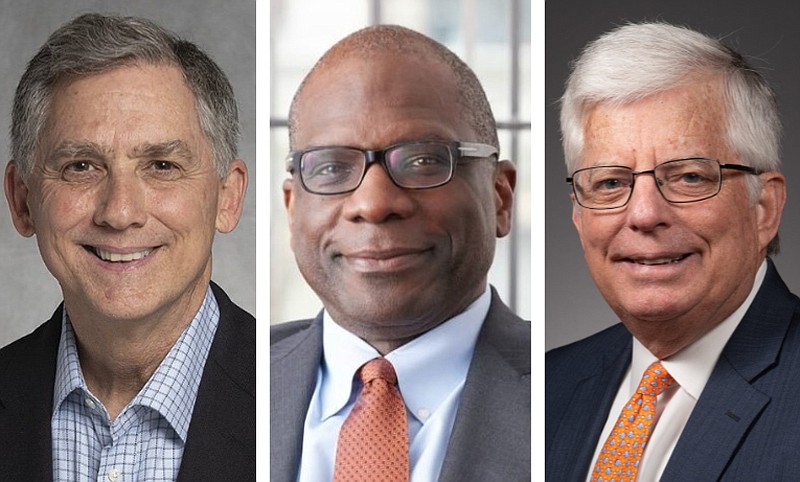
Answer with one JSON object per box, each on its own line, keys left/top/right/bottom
{"left": 572, "top": 79, "right": 784, "bottom": 356}
{"left": 284, "top": 53, "right": 514, "bottom": 351}
{"left": 4, "top": 63, "right": 246, "bottom": 325}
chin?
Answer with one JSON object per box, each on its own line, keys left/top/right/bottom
{"left": 616, "top": 301, "right": 691, "bottom": 324}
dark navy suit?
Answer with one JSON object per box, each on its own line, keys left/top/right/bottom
{"left": 546, "top": 259, "right": 800, "bottom": 481}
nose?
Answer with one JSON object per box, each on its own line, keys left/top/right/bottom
{"left": 93, "top": 172, "right": 147, "bottom": 230}
{"left": 625, "top": 173, "right": 671, "bottom": 232}
{"left": 341, "top": 164, "right": 416, "bottom": 223}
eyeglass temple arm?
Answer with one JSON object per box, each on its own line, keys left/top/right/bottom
{"left": 458, "top": 142, "right": 498, "bottom": 159}
{"left": 285, "top": 154, "right": 297, "bottom": 173}
{"left": 720, "top": 163, "right": 760, "bottom": 174}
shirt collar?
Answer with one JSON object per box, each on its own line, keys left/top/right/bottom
{"left": 53, "top": 286, "right": 220, "bottom": 442}
{"left": 631, "top": 260, "right": 767, "bottom": 399}
{"left": 319, "top": 286, "right": 491, "bottom": 423}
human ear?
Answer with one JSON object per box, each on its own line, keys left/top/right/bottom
{"left": 755, "top": 171, "right": 786, "bottom": 253}
{"left": 494, "top": 160, "right": 516, "bottom": 237}
{"left": 4, "top": 161, "right": 35, "bottom": 237}
{"left": 215, "top": 159, "right": 249, "bottom": 233}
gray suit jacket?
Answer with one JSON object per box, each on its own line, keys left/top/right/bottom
{"left": 271, "top": 289, "right": 530, "bottom": 481}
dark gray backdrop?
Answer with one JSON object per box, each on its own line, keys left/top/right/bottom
{"left": 0, "top": 0, "right": 256, "bottom": 347}
{"left": 546, "top": 0, "right": 800, "bottom": 350}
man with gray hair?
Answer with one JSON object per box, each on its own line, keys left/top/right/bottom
{"left": 546, "top": 22, "right": 799, "bottom": 480}
{"left": 0, "top": 13, "right": 254, "bottom": 481}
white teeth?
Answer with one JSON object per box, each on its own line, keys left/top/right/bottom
{"left": 94, "top": 248, "right": 152, "bottom": 262}
{"left": 634, "top": 256, "right": 684, "bottom": 266}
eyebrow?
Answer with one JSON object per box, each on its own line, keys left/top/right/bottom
{"left": 49, "top": 141, "right": 111, "bottom": 161}
{"left": 48, "top": 139, "right": 194, "bottom": 162}
{"left": 129, "top": 139, "right": 194, "bottom": 161}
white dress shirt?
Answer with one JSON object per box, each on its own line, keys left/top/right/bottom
{"left": 586, "top": 260, "right": 767, "bottom": 481}
{"left": 297, "top": 287, "right": 490, "bottom": 482}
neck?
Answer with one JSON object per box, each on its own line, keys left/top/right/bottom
{"left": 66, "top": 289, "right": 206, "bottom": 420}
{"left": 623, "top": 306, "right": 739, "bottom": 360}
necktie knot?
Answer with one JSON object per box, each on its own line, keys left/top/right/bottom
{"left": 359, "top": 357, "right": 397, "bottom": 385}
{"left": 637, "top": 361, "right": 674, "bottom": 397}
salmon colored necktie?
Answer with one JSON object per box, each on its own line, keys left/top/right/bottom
{"left": 333, "top": 357, "right": 409, "bottom": 482}
{"left": 591, "top": 361, "right": 675, "bottom": 482}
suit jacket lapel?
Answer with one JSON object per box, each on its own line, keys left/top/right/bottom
{"left": 0, "top": 306, "right": 62, "bottom": 481}
{"left": 439, "top": 291, "right": 531, "bottom": 482}
{"left": 661, "top": 260, "right": 792, "bottom": 481}
{"left": 270, "top": 315, "right": 323, "bottom": 482}
{"left": 177, "top": 283, "right": 256, "bottom": 481}
{"left": 546, "top": 332, "right": 631, "bottom": 482}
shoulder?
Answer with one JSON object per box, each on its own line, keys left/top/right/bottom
{"left": 474, "top": 290, "right": 531, "bottom": 377}
{"left": 0, "top": 308, "right": 62, "bottom": 374}
{"left": 271, "top": 318, "right": 314, "bottom": 336}
{"left": 484, "top": 289, "right": 531, "bottom": 341}
{"left": 211, "top": 282, "right": 255, "bottom": 328}
{"left": 206, "top": 282, "right": 255, "bottom": 393}
{"left": 546, "top": 323, "right": 630, "bottom": 376}
{"left": 210, "top": 282, "right": 255, "bottom": 359}
{"left": 271, "top": 317, "right": 317, "bottom": 347}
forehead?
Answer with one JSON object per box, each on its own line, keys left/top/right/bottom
{"left": 43, "top": 63, "right": 204, "bottom": 151}
{"left": 582, "top": 79, "right": 728, "bottom": 162}
{"left": 294, "top": 53, "right": 473, "bottom": 149}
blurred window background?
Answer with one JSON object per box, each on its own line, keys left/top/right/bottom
{"left": 270, "top": 0, "right": 531, "bottom": 323}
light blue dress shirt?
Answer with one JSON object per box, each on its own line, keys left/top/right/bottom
{"left": 297, "top": 287, "right": 490, "bottom": 482}
{"left": 52, "top": 287, "right": 220, "bottom": 482}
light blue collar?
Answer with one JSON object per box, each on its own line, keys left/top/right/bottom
{"left": 319, "top": 286, "right": 490, "bottom": 423}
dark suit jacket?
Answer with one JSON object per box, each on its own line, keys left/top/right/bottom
{"left": 0, "top": 282, "right": 255, "bottom": 482}
{"left": 546, "top": 259, "right": 800, "bottom": 481}
{"left": 271, "top": 289, "right": 531, "bottom": 482}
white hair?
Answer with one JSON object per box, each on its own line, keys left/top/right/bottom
{"left": 560, "top": 22, "right": 780, "bottom": 178}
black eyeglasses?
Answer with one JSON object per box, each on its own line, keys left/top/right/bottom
{"left": 286, "top": 140, "right": 498, "bottom": 195}
{"left": 566, "top": 157, "right": 760, "bottom": 210}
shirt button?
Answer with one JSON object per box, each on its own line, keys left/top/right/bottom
{"left": 107, "top": 469, "right": 120, "bottom": 482}
{"left": 418, "top": 408, "right": 431, "bottom": 420}
{"left": 85, "top": 398, "right": 96, "bottom": 410}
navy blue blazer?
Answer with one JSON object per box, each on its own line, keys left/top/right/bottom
{"left": 0, "top": 282, "right": 255, "bottom": 482}
{"left": 546, "top": 259, "right": 800, "bottom": 481}
{"left": 271, "top": 289, "right": 531, "bottom": 482}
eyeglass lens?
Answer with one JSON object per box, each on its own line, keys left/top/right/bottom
{"left": 573, "top": 158, "right": 723, "bottom": 208}
{"left": 300, "top": 142, "right": 454, "bottom": 194}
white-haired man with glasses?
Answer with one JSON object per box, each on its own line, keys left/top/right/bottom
{"left": 546, "top": 22, "right": 798, "bottom": 481}
{"left": 271, "top": 25, "right": 530, "bottom": 482}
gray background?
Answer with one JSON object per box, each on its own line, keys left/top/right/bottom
{"left": 0, "top": 0, "right": 255, "bottom": 347}
{"left": 546, "top": 0, "right": 800, "bottom": 350}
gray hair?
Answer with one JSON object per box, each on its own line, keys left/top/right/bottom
{"left": 12, "top": 13, "right": 239, "bottom": 179}
{"left": 560, "top": 22, "right": 781, "bottom": 254}
{"left": 288, "top": 24, "right": 498, "bottom": 153}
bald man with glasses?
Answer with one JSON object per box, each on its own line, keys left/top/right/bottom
{"left": 271, "top": 25, "right": 530, "bottom": 482}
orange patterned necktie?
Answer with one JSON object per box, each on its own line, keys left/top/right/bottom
{"left": 333, "top": 357, "right": 409, "bottom": 482}
{"left": 591, "top": 361, "right": 675, "bottom": 482}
